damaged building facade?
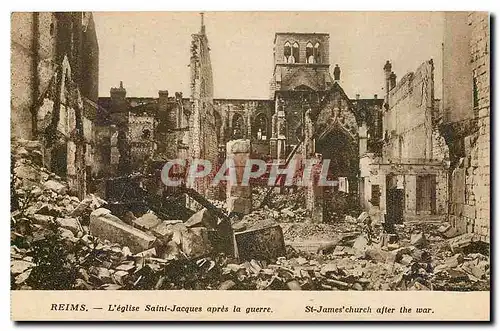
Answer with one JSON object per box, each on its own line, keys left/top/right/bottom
{"left": 359, "top": 60, "right": 449, "bottom": 225}
{"left": 96, "top": 86, "right": 189, "bottom": 177}
{"left": 95, "top": 13, "right": 489, "bottom": 238}
{"left": 359, "top": 11, "right": 490, "bottom": 239}
{"left": 96, "top": 18, "right": 220, "bottom": 202}
{"left": 440, "top": 12, "right": 490, "bottom": 239}
{"left": 11, "top": 12, "right": 99, "bottom": 198}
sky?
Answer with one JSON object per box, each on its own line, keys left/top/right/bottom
{"left": 94, "top": 12, "right": 444, "bottom": 99}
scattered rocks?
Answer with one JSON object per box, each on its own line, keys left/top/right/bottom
{"left": 43, "top": 180, "right": 67, "bottom": 195}
{"left": 90, "top": 208, "right": 157, "bottom": 254}
{"left": 410, "top": 232, "right": 428, "bottom": 248}
{"left": 181, "top": 227, "right": 212, "bottom": 259}
{"left": 56, "top": 217, "right": 83, "bottom": 235}
{"left": 9, "top": 139, "right": 490, "bottom": 292}
{"left": 184, "top": 208, "right": 218, "bottom": 229}
{"left": 11, "top": 260, "right": 36, "bottom": 275}
{"left": 132, "top": 212, "right": 162, "bottom": 231}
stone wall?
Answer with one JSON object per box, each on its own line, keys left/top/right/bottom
{"left": 359, "top": 153, "right": 448, "bottom": 223}
{"left": 277, "top": 65, "right": 332, "bottom": 91}
{"left": 213, "top": 99, "right": 274, "bottom": 158}
{"left": 128, "top": 113, "right": 155, "bottom": 170}
{"left": 11, "top": 12, "right": 57, "bottom": 139}
{"left": 442, "top": 12, "right": 473, "bottom": 124}
{"left": 359, "top": 59, "right": 451, "bottom": 223}
{"left": 383, "top": 60, "right": 438, "bottom": 161}
{"left": 444, "top": 12, "right": 490, "bottom": 239}
{"left": 11, "top": 12, "right": 99, "bottom": 198}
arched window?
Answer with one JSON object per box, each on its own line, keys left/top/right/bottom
{"left": 142, "top": 128, "right": 151, "bottom": 140}
{"left": 254, "top": 114, "right": 268, "bottom": 141}
{"left": 284, "top": 41, "right": 291, "bottom": 63}
{"left": 314, "top": 42, "right": 321, "bottom": 63}
{"left": 232, "top": 113, "right": 244, "bottom": 139}
{"left": 291, "top": 42, "right": 299, "bottom": 63}
{"left": 306, "top": 42, "right": 314, "bottom": 63}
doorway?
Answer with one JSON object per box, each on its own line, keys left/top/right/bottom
{"left": 386, "top": 174, "right": 404, "bottom": 224}
{"left": 416, "top": 174, "right": 437, "bottom": 215}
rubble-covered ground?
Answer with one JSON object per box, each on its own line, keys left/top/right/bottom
{"left": 11, "top": 139, "right": 490, "bottom": 291}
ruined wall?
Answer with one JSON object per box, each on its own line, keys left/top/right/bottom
{"left": 11, "top": 12, "right": 57, "bottom": 139}
{"left": 156, "top": 91, "right": 179, "bottom": 160}
{"left": 93, "top": 125, "right": 110, "bottom": 178}
{"left": 213, "top": 99, "right": 274, "bottom": 157}
{"left": 81, "top": 13, "right": 99, "bottom": 103}
{"left": 97, "top": 90, "right": 190, "bottom": 178}
{"left": 352, "top": 97, "right": 384, "bottom": 155}
{"left": 128, "top": 113, "right": 155, "bottom": 170}
{"left": 277, "top": 66, "right": 332, "bottom": 91}
{"left": 359, "top": 155, "right": 448, "bottom": 222}
{"left": 11, "top": 12, "right": 99, "bottom": 198}
{"left": 442, "top": 12, "right": 473, "bottom": 124}
{"left": 444, "top": 12, "right": 490, "bottom": 238}
{"left": 189, "top": 24, "right": 218, "bottom": 199}
{"left": 383, "top": 60, "right": 437, "bottom": 162}
{"left": 367, "top": 59, "right": 451, "bottom": 221}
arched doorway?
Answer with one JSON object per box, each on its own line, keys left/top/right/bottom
{"left": 315, "top": 125, "right": 359, "bottom": 219}
{"left": 231, "top": 113, "right": 244, "bottom": 139}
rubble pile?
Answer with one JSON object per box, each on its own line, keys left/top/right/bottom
{"left": 252, "top": 187, "right": 306, "bottom": 211}
{"left": 10, "top": 139, "right": 489, "bottom": 291}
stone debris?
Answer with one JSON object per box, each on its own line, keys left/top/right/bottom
{"left": 410, "top": 232, "right": 428, "bottom": 248}
{"left": 132, "top": 212, "right": 162, "bottom": 231}
{"left": 10, "top": 139, "right": 490, "bottom": 291}
{"left": 90, "top": 209, "right": 157, "bottom": 254}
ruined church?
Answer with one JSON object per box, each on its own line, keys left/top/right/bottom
{"left": 70, "top": 13, "right": 487, "bottom": 239}
{"left": 97, "top": 20, "right": 383, "bottom": 220}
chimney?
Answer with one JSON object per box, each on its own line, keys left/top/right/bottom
{"left": 110, "top": 81, "right": 127, "bottom": 114}
{"left": 389, "top": 72, "right": 397, "bottom": 90}
{"left": 356, "top": 94, "right": 360, "bottom": 100}
{"left": 158, "top": 90, "right": 169, "bottom": 112}
{"left": 383, "top": 60, "right": 392, "bottom": 97}
{"left": 159, "top": 90, "right": 169, "bottom": 99}
{"left": 374, "top": 94, "right": 378, "bottom": 99}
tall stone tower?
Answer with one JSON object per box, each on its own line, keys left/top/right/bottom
{"left": 188, "top": 13, "right": 218, "bottom": 200}
{"left": 269, "top": 33, "right": 333, "bottom": 160}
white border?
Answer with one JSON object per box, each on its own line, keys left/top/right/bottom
{"left": 2, "top": 1, "right": 498, "bottom": 330}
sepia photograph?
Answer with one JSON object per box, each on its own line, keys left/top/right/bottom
{"left": 9, "top": 10, "right": 491, "bottom": 321}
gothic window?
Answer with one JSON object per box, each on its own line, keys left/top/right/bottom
{"left": 232, "top": 113, "right": 244, "bottom": 139}
{"left": 314, "top": 42, "right": 321, "bottom": 63}
{"left": 254, "top": 114, "right": 268, "bottom": 141}
{"left": 306, "top": 42, "right": 314, "bottom": 63}
{"left": 142, "top": 128, "right": 151, "bottom": 140}
{"left": 291, "top": 42, "right": 299, "bottom": 63}
{"left": 284, "top": 41, "right": 291, "bottom": 62}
